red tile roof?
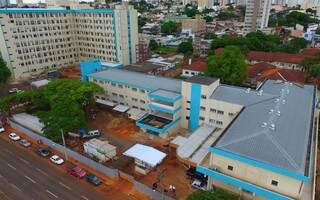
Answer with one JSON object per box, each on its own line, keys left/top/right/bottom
{"left": 300, "top": 48, "right": 320, "bottom": 57}
{"left": 246, "top": 51, "right": 305, "bottom": 64}
{"left": 248, "top": 62, "right": 306, "bottom": 83}
{"left": 183, "top": 60, "right": 208, "bottom": 72}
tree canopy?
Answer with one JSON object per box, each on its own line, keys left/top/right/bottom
{"left": 161, "top": 21, "right": 177, "bottom": 35}
{"left": 184, "top": 4, "right": 199, "bottom": 18}
{"left": 177, "top": 38, "right": 193, "bottom": 56}
{"left": 0, "top": 58, "right": 11, "bottom": 85}
{"left": 206, "top": 46, "right": 247, "bottom": 85}
{"left": 0, "top": 79, "right": 102, "bottom": 141}
{"left": 187, "top": 189, "right": 238, "bottom": 200}
{"left": 269, "top": 11, "right": 318, "bottom": 28}
{"left": 211, "top": 31, "right": 308, "bottom": 53}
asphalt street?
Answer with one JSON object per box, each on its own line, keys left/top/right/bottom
{"left": 0, "top": 137, "right": 108, "bottom": 200}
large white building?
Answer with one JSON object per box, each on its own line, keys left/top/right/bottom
{"left": 0, "top": 4, "right": 138, "bottom": 79}
{"left": 244, "top": 0, "right": 272, "bottom": 33}
{"left": 81, "top": 59, "right": 316, "bottom": 200}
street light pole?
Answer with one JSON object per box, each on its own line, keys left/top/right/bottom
{"left": 61, "top": 129, "right": 68, "bottom": 161}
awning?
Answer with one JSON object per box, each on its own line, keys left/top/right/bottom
{"left": 96, "top": 99, "right": 116, "bottom": 107}
{"left": 113, "top": 105, "right": 130, "bottom": 113}
{"left": 123, "top": 144, "right": 167, "bottom": 167}
{"left": 127, "top": 108, "right": 147, "bottom": 120}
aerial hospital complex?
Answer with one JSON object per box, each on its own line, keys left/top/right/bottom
{"left": 81, "top": 59, "right": 317, "bottom": 200}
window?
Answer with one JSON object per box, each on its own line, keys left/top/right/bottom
{"left": 140, "top": 89, "right": 145, "bottom": 93}
{"left": 210, "top": 108, "right": 216, "bottom": 113}
{"left": 199, "top": 116, "right": 205, "bottom": 121}
{"left": 186, "top": 116, "right": 190, "bottom": 120}
{"left": 187, "top": 100, "right": 190, "bottom": 103}
{"left": 200, "top": 106, "right": 206, "bottom": 111}
{"left": 216, "top": 121, "right": 223, "bottom": 125}
{"left": 209, "top": 119, "right": 215, "bottom": 123}
{"left": 228, "top": 112, "right": 234, "bottom": 117}
{"left": 140, "top": 100, "right": 146, "bottom": 104}
{"left": 187, "top": 107, "right": 190, "bottom": 110}
{"left": 217, "top": 110, "right": 224, "bottom": 115}
{"left": 132, "top": 88, "right": 137, "bottom": 91}
{"left": 201, "top": 95, "right": 207, "bottom": 99}
{"left": 271, "top": 180, "right": 278, "bottom": 186}
{"left": 112, "top": 93, "right": 117, "bottom": 97}
{"left": 227, "top": 165, "right": 233, "bottom": 171}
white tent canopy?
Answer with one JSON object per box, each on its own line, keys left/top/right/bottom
{"left": 30, "top": 79, "right": 50, "bottom": 88}
{"left": 113, "top": 105, "right": 129, "bottom": 113}
{"left": 123, "top": 144, "right": 167, "bottom": 167}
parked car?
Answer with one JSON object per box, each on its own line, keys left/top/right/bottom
{"left": 9, "top": 133, "right": 20, "bottom": 141}
{"left": 186, "top": 168, "right": 207, "bottom": 182}
{"left": 0, "top": 127, "right": 5, "bottom": 133}
{"left": 36, "top": 148, "right": 51, "bottom": 157}
{"left": 67, "top": 165, "right": 86, "bottom": 178}
{"left": 85, "top": 173, "right": 102, "bottom": 186}
{"left": 8, "top": 88, "right": 22, "bottom": 94}
{"left": 83, "top": 129, "right": 100, "bottom": 138}
{"left": 191, "top": 179, "right": 207, "bottom": 191}
{"left": 19, "top": 139, "right": 31, "bottom": 147}
{"left": 50, "top": 155, "right": 64, "bottom": 165}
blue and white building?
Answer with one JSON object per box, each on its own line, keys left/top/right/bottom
{"left": 82, "top": 59, "right": 317, "bottom": 200}
{"left": 0, "top": 4, "right": 138, "bottom": 79}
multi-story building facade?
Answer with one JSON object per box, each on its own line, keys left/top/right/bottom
{"left": 0, "top": 4, "right": 138, "bottom": 79}
{"left": 244, "top": 0, "right": 272, "bottom": 33}
{"left": 0, "top": 0, "right": 9, "bottom": 7}
{"left": 81, "top": 59, "right": 316, "bottom": 199}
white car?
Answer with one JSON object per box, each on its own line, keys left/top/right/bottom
{"left": 0, "top": 127, "right": 5, "bottom": 133}
{"left": 50, "top": 155, "right": 64, "bottom": 165}
{"left": 9, "top": 133, "right": 20, "bottom": 141}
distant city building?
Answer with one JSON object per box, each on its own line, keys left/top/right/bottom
{"left": 0, "top": 0, "right": 9, "bottom": 7}
{"left": 0, "top": 4, "right": 138, "bottom": 79}
{"left": 244, "top": 0, "right": 272, "bottom": 33}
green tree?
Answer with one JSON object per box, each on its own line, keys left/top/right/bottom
{"left": 315, "top": 27, "right": 320, "bottom": 34}
{"left": 0, "top": 58, "right": 11, "bottom": 85}
{"left": 204, "top": 32, "right": 217, "bottom": 40}
{"left": 161, "top": 21, "right": 177, "bottom": 35}
{"left": 149, "top": 39, "right": 159, "bottom": 51}
{"left": 138, "top": 16, "right": 148, "bottom": 33}
{"left": 184, "top": 4, "right": 199, "bottom": 18}
{"left": 308, "top": 64, "right": 320, "bottom": 78}
{"left": 187, "top": 189, "right": 238, "bottom": 200}
{"left": 203, "top": 15, "right": 214, "bottom": 22}
{"left": 206, "top": 46, "right": 247, "bottom": 85}
{"left": 177, "top": 38, "right": 193, "bottom": 56}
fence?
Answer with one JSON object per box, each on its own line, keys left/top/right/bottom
{"left": 9, "top": 120, "right": 118, "bottom": 178}
{"left": 134, "top": 181, "right": 175, "bottom": 200}
{"left": 9, "top": 119, "right": 176, "bottom": 200}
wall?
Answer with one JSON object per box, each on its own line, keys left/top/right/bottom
{"left": 209, "top": 153, "right": 303, "bottom": 199}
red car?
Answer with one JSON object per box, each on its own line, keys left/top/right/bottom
{"left": 67, "top": 166, "right": 86, "bottom": 178}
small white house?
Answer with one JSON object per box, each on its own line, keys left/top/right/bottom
{"left": 123, "top": 144, "right": 167, "bottom": 175}
{"left": 84, "top": 139, "right": 117, "bottom": 162}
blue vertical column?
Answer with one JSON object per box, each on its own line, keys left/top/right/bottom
{"left": 189, "top": 83, "right": 201, "bottom": 131}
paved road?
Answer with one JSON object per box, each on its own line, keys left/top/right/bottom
{"left": 0, "top": 138, "right": 107, "bottom": 200}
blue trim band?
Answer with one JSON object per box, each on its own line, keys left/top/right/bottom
{"left": 112, "top": 10, "right": 119, "bottom": 63}
{"left": 196, "top": 166, "right": 291, "bottom": 200}
{"left": 189, "top": 83, "right": 201, "bottom": 130}
{"left": 210, "top": 147, "right": 309, "bottom": 182}
{"left": 0, "top": 9, "right": 114, "bottom": 14}
{"left": 136, "top": 116, "right": 181, "bottom": 134}
{"left": 149, "top": 93, "right": 182, "bottom": 103}
{"left": 149, "top": 104, "right": 181, "bottom": 114}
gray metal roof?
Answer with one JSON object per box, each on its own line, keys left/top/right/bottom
{"left": 213, "top": 80, "right": 315, "bottom": 175}
{"left": 150, "top": 89, "right": 181, "bottom": 99}
{"left": 211, "top": 85, "right": 277, "bottom": 106}
{"left": 89, "top": 69, "right": 182, "bottom": 93}
{"left": 185, "top": 76, "right": 218, "bottom": 86}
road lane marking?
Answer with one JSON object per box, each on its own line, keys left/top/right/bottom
{"left": 7, "top": 164, "right": 16, "bottom": 170}
{"left": 46, "top": 190, "right": 58, "bottom": 198}
{"left": 81, "top": 196, "right": 89, "bottom": 200}
{"left": 19, "top": 157, "right": 30, "bottom": 164}
{"left": 36, "top": 168, "right": 48, "bottom": 176}
{"left": 59, "top": 182, "right": 71, "bottom": 190}
{"left": 24, "top": 175, "right": 36, "bottom": 183}
{"left": 3, "top": 149, "right": 13, "bottom": 155}
{"left": 10, "top": 184, "right": 21, "bottom": 192}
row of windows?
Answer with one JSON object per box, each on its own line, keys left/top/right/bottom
{"left": 226, "top": 165, "right": 278, "bottom": 186}
{"left": 95, "top": 96, "right": 147, "bottom": 111}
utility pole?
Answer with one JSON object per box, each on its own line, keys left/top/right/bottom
{"left": 61, "top": 129, "right": 68, "bottom": 161}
